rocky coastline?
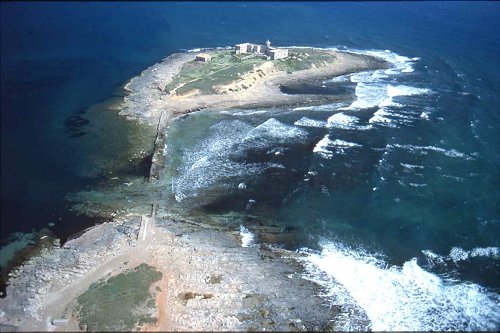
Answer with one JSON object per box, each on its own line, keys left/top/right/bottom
{"left": 0, "top": 47, "right": 386, "bottom": 331}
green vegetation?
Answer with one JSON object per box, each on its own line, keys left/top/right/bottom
{"left": 274, "top": 48, "right": 337, "bottom": 73}
{"left": 165, "top": 50, "right": 265, "bottom": 95}
{"left": 75, "top": 263, "right": 162, "bottom": 332}
{"left": 165, "top": 48, "right": 339, "bottom": 96}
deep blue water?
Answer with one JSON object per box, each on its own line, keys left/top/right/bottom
{"left": 1, "top": 2, "right": 499, "bottom": 330}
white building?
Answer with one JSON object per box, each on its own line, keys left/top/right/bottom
{"left": 267, "top": 48, "right": 288, "bottom": 60}
{"left": 234, "top": 40, "right": 288, "bottom": 60}
{"left": 235, "top": 42, "right": 265, "bottom": 55}
{"left": 195, "top": 53, "right": 211, "bottom": 62}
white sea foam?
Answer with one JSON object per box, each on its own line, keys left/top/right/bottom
{"left": 421, "top": 250, "right": 447, "bottom": 267}
{"left": 232, "top": 110, "right": 269, "bottom": 116}
{"left": 422, "top": 247, "right": 500, "bottom": 270}
{"left": 326, "top": 113, "right": 363, "bottom": 129}
{"left": 441, "top": 174, "right": 464, "bottom": 182}
{"left": 331, "top": 139, "right": 362, "bottom": 148}
{"left": 388, "top": 84, "right": 430, "bottom": 98}
{"left": 345, "top": 83, "right": 430, "bottom": 113}
{"left": 420, "top": 111, "right": 431, "bottom": 120}
{"left": 344, "top": 82, "right": 388, "bottom": 110}
{"left": 172, "top": 119, "right": 285, "bottom": 202}
{"left": 400, "top": 163, "right": 425, "bottom": 170}
{"left": 313, "top": 135, "right": 335, "bottom": 159}
{"left": 449, "top": 246, "right": 500, "bottom": 263}
{"left": 368, "top": 108, "right": 396, "bottom": 127}
{"left": 301, "top": 241, "right": 500, "bottom": 331}
{"left": 244, "top": 118, "right": 308, "bottom": 145}
{"left": 293, "top": 102, "right": 347, "bottom": 112}
{"left": 388, "top": 144, "right": 473, "bottom": 160}
{"left": 313, "top": 135, "right": 362, "bottom": 159}
{"left": 345, "top": 48, "right": 417, "bottom": 77}
{"left": 408, "top": 182, "right": 427, "bottom": 187}
{"left": 294, "top": 117, "right": 327, "bottom": 128}
{"left": 239, "top": 225, "right": 255, "bottom": 247}
{"left": 172, "top": 117, "right": 305, "bottom": 202}
{"left": 326, "top": 47, "right": 432, "bottom": 130}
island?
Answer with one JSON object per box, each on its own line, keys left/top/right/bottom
{"left": 0, "top": 42, "right": 388, "bottom": 332}
{"left": 121, "top": 41, "right": 387, "bottom": 180}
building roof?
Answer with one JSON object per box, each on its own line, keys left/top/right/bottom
{"left": 268, "top": 48, "right": 288, "bottom": 53}
{"left": 196, "top": 53, "right": 211, "bottom": 58}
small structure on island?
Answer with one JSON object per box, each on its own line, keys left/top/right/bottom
{"left": 234, "top": 40, "right": 289, "bottom": 60}
{"left": 267, "top": 48, "right": 289, "bottom": 60}
{"left": 195, "top": 53, "right": 212, "bottom": 62}
{"left": 235, "top": 43, "right": 264, "bottom": 55}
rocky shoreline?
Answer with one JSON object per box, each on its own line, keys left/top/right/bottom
{"left": 0, "top": 47, "right": 386, "bottom": 331}
{"left": 0, "top": 210, "right": 371, "bottom": 331}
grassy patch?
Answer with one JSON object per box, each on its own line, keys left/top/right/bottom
{"left": 165, "top": 48, "right": 339, "bottom": 95}
{"left": 165, "top": 50, "right": 265, "bottom": 95}
{"left": 273, "top": 48, "right": 337, "bottom": 73}
{"left": 75, "top": 263, "right": 162, "bottom": 332}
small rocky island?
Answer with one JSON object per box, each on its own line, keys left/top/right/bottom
{"left": 0, "top": 43, "right": 387, "bottom": 332}
{"left": 121, "top": 41, "right": 387, "bottom": 125}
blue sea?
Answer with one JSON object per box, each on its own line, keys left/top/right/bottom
{"left": 1, "top": 2, "right": 499, "bottom": 330}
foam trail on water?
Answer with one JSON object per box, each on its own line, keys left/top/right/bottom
{"left": 324, "top": 47, "right": 433, "bottom": 127}
{"left": 387, "top": 143, "right": 473, "bottom": 160}
{"left": 302, "top": 241, "right": 500, "bottom": 331}
{"left": 313, "top": 135, "right": 362, "bottom": 158}
{"left": 313, "top": 135, "right": 336, "bottom": 159}
{"left": 173, "top": 118, "right": 304, "bottom": 202}
{"left": 239, "top": 225, "right": 255, "bottom": 247}
{"left": 452, "top": 246, "right": 500, "bottom": 261}
{"left": 244, "top": 118, "right": 308, "bottom": 145}
{"left": 172, "top": 119, "right": 287, "bottom": 202}
{"left": 327, "top": 113, "right": 359, "bottom": 129}
{"left": 423, "top": 246, "right": 500, "bottom": 265}
{"left": 294, "top": 117, "right": 327, "bottom": 128}
{"left": 326, "top": 112, "right": 373, "bottom": 130}
{"left": 293, "top": 101, "right": 348, "bottom": 112}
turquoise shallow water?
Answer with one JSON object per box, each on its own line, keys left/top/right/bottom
{"left": 1, "top": 2, "right": 499, "bottom": 329}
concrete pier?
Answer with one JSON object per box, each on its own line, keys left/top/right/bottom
{"left": 137, "top": 205, "right": 156, "bottom": 242}
{"left": 149, "top": 111, "right": 169, "bottom": 181}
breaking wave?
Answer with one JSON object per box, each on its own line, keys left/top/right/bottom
{"left": 294, "top": 117, "right": 327, "bottom": 128}
{"left": 422, "top": 246, "right": 500, "bottom": 266}
{"left": 301, "top": 241, "right": 500, "bottom": 331}
{"left": 326, "top": 112, "right": 371, "bottom": 130}
{"left": 243, "top": 118, "right": 308, "bottom": 147}
{"left": 172, "top": 118, "right": 305, "bottom": 202}
{"left": 313, "top": 135, "right": 362, "bottom": 159}
{"left": 322, "top": 47, "right": 433, "bottom": 128}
